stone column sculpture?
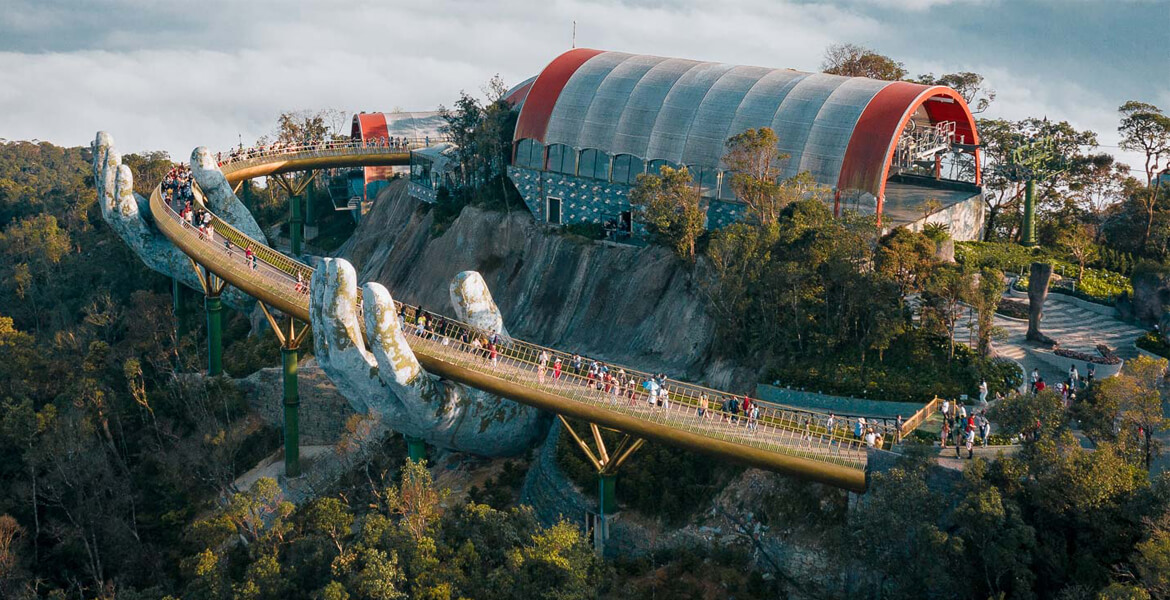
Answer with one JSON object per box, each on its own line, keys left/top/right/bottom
{"left": 1026, "top": 262, "right": 1055, "bottom": 344}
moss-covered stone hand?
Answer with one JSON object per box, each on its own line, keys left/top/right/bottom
{"left": 310, "top": 257, "right": 545, "bottom": 456}
{"left": 92, "top": 131, "right": 259, "bottom": 309}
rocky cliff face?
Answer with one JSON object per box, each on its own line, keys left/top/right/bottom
{"left": 339, "top": 180, "right": 754, "bottom": 390}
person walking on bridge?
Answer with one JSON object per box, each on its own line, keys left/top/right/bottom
{"left": 552, "top": 358, "right": 562, "bottom": 381}
{"left": 538, "top": 350, "right": 550, "bottom": 384}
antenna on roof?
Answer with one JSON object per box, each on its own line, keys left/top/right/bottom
{"left": 572, "top": 20, "right": 576, "bottom": 48}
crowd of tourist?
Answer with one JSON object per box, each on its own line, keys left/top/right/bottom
{"left": 163, "top": 164, "right": 194, "bottom": 209}
{"left": 938, "top": 396, "right": 993, "bottom": 459}
{"left": 386, "top": 303, "right": 899, "bottom": 450}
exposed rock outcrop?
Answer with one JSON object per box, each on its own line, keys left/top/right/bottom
{"left": 340, "top": 181, "right": 753, "bottom": 388}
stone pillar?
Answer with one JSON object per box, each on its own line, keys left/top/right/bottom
{"left": 1026, "top": 262, "right": 1054, "bottom": 343}
{"left": 205, "top": 295, "right": 223, "bottom": 376}
{"left": 282, "top": 347, "right": 301, "bottom": 477}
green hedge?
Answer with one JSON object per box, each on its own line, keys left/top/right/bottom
{"left": 956, "top": 242, "right": 1132, "bottom": 305}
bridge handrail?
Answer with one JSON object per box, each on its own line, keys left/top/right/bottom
{"left": 217, "top": 136, "right": 452, "bottom": 171}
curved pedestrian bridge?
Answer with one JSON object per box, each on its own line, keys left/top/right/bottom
{"left": 153, "top": 143, "right": 907, "bottom": 492}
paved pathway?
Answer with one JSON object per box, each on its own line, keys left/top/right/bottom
{"left": 954, "top": 285, "right": 1146, "bottom": 388}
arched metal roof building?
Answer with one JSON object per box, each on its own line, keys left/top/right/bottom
{"left": 511, "top": 48, "right": 981, "bottom": 215}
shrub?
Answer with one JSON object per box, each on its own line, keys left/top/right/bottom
{"left": 1136, "top": 331, "right": 1170, "bottom": 359}
{"left": 1054, "top": 348, "right": 1121, "bottom": 365}
{"left": 996, "top": 298, "right": 1030, "bottom": 320}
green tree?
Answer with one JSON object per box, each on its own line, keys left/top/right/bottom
{"left": 629, "top": 165, "right": 706, "bottom": 261}
{"left": 723, "top": 127, "right": 796, "bottom": 225}
{"left": 1117, "top": 102, "right": 1170, "bottom": 248}
{"left": 876, "top": 227, "right": 937, "bottom": 315}
{"left": 967, "top": 267, "right": 1007, "bottom": 357}
{"left": 1079, "top": 356, "right": 1169, "bottom": 469}
{"left": 990, "top": 389, "right": 1067, "bottom": 437}
{"left": 821, "top": 43, "right": 907, "bottom": 80}
{"left": 921, "top": 263, "right": 972, "bottom": 360}
{"left": 380, "top": 459, "right": 447, "bottom": 542}
{"left": 915, "top": 71, "right": 997, "bottom": 113}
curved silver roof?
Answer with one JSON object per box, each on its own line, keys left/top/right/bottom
{"left": 537, "top": 52, "right": 898, "bottom": 186}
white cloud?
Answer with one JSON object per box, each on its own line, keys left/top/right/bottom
{"left": 0, "top": 0, "right": 1164, "bottom": 175}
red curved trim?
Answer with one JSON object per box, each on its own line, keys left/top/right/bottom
{"left": 514, "top": 48, "right": 604, "bottom": 142}
{"left": 504, "top": 78, "right": 536, "bottom": 108}
{"left": 353, "top": 113, "right": 389, "bottom": 141}
{"left": 836, "top": 82, "right": 979, "bottom": 210}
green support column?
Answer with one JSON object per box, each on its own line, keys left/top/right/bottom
{"left": 1021, "top": 179, "right": 1037, "bottom": 247}
{"left": 598, "top": 473, "right": 617, "bottom": 516}
{"left": 282, "top": 347, "right": 301, "bottom": 477}
{"left": 172, "top": 277, "right": 182, "bottom": 316}
{"left": 304, "top": 182, "right": 316, "bottom": 228}
{"left": 205, "top": 295, "right": 223, "bottom": 376}
{"left": 405, "top": 435, "right": 427, "bottom": 463}
{"left": 290, "top": 193, "right": 304, "bottom": 256}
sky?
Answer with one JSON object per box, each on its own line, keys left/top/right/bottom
{"left": 0, "top": 0, "right": 1167, "bottom": 173}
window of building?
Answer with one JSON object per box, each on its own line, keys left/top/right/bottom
{"left": 544, "top": 143, "right": 577, "bottom": 175}
{"left": 578, "top": 149, "right": 612, "bottom": 181}
{"left": 698, "top": 168, "right": 719, "bottom": 199}
{"left": 718, "top": 170, "right": 737, "bottom": 201}
{"left": 647, "top": 159, "right": 678, "bottom": 176}
{"left": 611, "top": 154, "right": 645, "bottom": 185}
{"left": 547, "top": 196, "right": 562, "bottom": 225}
{"left": 514, "top": 139, "right": 544, "bottom": 170}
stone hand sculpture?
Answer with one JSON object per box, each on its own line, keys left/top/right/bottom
{"left": 92, "top": 131, "right": 260, "bottom": 309}
{"left": 310, "top": 258, "right": 546, "bottom": 456}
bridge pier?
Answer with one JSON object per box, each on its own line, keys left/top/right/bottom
{"left": 558, "top": 416, "right": 644, "bottom": 554}
{"left": 405, "top": 435, "right": 427, "bottom": 463}
{"left": 282, "top": 346, "right": 301, "bottom": 477}
{"left": 205, "top": 295, "right": 223, "bottom": 376}
{"left": 259, "top": 302, "right": 311, "bottom": 478}
{"left": 304, "top": 181, "right": 315, "bottom": 229}
{"left": 187, "top": 259, "right": 227, "bottom": 376}
{"left": 272, "top": 172, "right": 318, "bottom": 257}
{"left": 290, "top": 193, "right": 303, "bottom": 256}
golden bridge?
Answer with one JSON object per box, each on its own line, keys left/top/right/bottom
{"left": 149, "top": 141, "right": 922, "bottom": 494}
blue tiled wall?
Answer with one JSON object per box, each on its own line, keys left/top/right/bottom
{"left": 508, "top": 166, "right": 746, "bottom": 233}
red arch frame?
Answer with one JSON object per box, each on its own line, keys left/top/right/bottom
{"left": 351, "top": 113, "right": 389, "bottom": 141}
{"left": 836, "top": 82, "right": 980, "bottom": 218}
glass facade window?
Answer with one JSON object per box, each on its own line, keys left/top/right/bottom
{"left": 546, "top": 144, "right": 563, "bottom": 172}
{"left": 699, "top": 168, "right": 719, "bottom": 198}
{"left": 579, "top": 149, "right": 597, "bottom": 179}
{"left": 612, "top": 154, "right": 630, "bottom": 184}
{"left": 647, "top": 159, "right": 678, "bottom": 176}
{"left": 719, "top": 170, "right": 737, "bottom": 201}
{"left": 595, "top": 151, "right": 611, "bottom": 181}
{"left": 515, "top": 139, "right": 544, "bottom": 169}
{"left": 545, "top": 143, "right": 577, "bottom": 175}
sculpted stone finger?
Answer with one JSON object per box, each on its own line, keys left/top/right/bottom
{"left": 450, "top": 271, "right": 509, "bottom": 339}
{"left": 361, "top": 282, "right": 423, "bottom": 387}
{"left": 190, "top": 147, "right": 267, "bottom": 242}
{"left": 310, "top": 258, "right": 378, "bottom": 414}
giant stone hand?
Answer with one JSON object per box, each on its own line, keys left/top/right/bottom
{"left": 92, "top": 131, "right": 256, "bottom": 309}
{"left": 310, "top": 257, "right": 546, "bottom": 456}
